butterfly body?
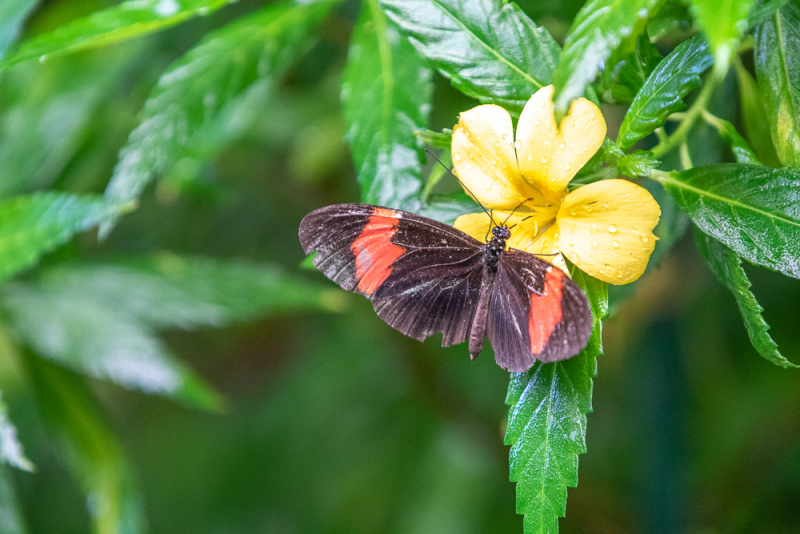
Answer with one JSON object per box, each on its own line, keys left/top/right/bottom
{"left": 299, "top": 203, "right": 592, "bottom": 372}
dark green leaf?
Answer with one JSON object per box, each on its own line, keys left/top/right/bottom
{"left": 418, "top": 194, "right": 478, "bottom": 224}
{"left": 689, "top": 0, "right": 755, "bottom": 65}
{"left": 0, "top": 0, "right": 236, "bottom": 69}
{"left": 23, "top": 355, "right": 145, "bottom": 533}
{"left": 342, "top": 0, "right": 432, "bottom": 210}
{"left": 647, "top": 1, "right": 692, "bottom": 40}
{"left": 747, "top": 0, "right": 790, "bottom": 27}
{"left": 0, "top": 393, "right": 33, "bottom": 472}
{"left": 602, "top": 30, "right": 663, "bottom": 104}
{"left": 694, "top": 229, "right": 796, "bottom": 367}
{"left": 617, "top": 34, "right": 713, "bottom": 151}
{"left": 656, "top": 164, "right": 800, "bottom": 278}
{"left": 102, "top": 1, "right": 334, "bottom": 233}
{"left": 0, "top": 47, "right": 145, "bottom": 198}
{"left": 755, "top": 2, "right": 800, "bottom": 167}
{"left": 0, "top": 0, "right": 37, "bottom": 58}
{"left": 0, "top": 193, "right": 123, "bottom": 283}
{"left": 734, "top": 61, "right": 780, "bottom": 166}
{"left": 381, "top": 0, "right": 560, "bottom": 114}
{"left": 553, "top": 0, "right": 660, "bottom": 115}
{"left": 703, "top": 112, "right": 761, "bottom": 164}
{"left": 505, "top": 269, "right": 607, "bottom": 533}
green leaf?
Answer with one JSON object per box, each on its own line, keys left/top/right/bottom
{"left": 30, "top": 253, "right": 347, "bottom": 328}
{"left": 0, "top": 464, "right": 28, "bottom": 534}
{"left": 655, "top": 164, "right": 800, "bottom": 279}
{"left": 380, "top": 0, "right": 560, "bottom": 114}
{"left": 601, "top": 30, "right": 663, "bottom": 103}
{"left": 0, "top": 392, "right": 33, "bottom": 472}
{"left": 734, "top": 60, "right": 781, "bottom": 166}
{"left": 342, "top": 0, "right": 432, "bottom": 211}
{"left": 689, "top": 0, "right": 755, "bottom": 66}
{"left": 418, "top": 194, "right": 478, "bottom": 224}
{"left": 0, "top": 0, "right": 236, "bottom": 70}
{"left": 747, "top": 0, "right": 790, "bottom": 27}
{"left": 505, "top": 269, "right": 607, "bottom": 533}
{"left": 617, "top": 34, "right": 713, "bottom": 151}
{"left": 102, "top": 0, "right": 334, "bottom": 234}
{"left": 754, "top": 2, "right": 800, "bottom": 167}
{"left": 0, "top": 193, "right": 123, "bottom": 283}
{"left": 703, "top": 112, "right": 761, "bottom": 164}
{"left": 617, "top": 150, "right": 660, "bottom": 177}
{"left": 694, "top": 229, "right": 796, "bottom": 368}
{"left": 553, "top": 0, "right": 661, "bottom": 115}
{"left": 0, "top": 0, "right": 37, "bottom": 58}
{"left": 3, "top": 282, "right": 222, "bottom": 410}
{"left": 23, "top": 355, "right": 145, "bottom": 534}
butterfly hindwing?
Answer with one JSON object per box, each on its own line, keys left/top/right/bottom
{"left": 299, "top": 203, "right": 485, "bottom": 347}
{"left": 488, "top": 250, "right": 592, "bottom": 371}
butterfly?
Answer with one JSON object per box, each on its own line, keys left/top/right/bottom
{"left": 299, "top": 203, "right": 592, "bottom": 372}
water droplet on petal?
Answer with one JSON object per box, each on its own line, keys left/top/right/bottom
{"left": 559, "top": 142, "right": 565, "bottom": 149}
{"left": 564, "top": 163, "right": 571, "bottom": 171}
{"left": 484, "top": 180, "right": 493, "bottom": 190}
{"left": 590, "top": 223, "right": 597, "bottom": 235}
{"left": 591, "top": 242, "right": 598, "bottom": 250}
{"left": 603, "top": 202, "right": 609, "bottom": 208}
{"left": 454, "top": 154, "right": 461, "bottom": 161}
{"left": 534, "top": 119, "right": 540, "bottom": 126}
{"left": 514, "top": 140, "right": 521, "bottom": 150}
{"left": 568, "top": 252, "right": 580, "bottom": 264}
{"left": 641, "top": 235, "right": 649, "bottom": 243}
{"left": 599, "top": 268, "right": 605, "bottom": 274}
{"left": 607, "top": 224, "right": 618, "bottom": 234}
{"left": 612, "top": 241, "right": 620, "bottom": 248}
{"left": 491, "top": 159, "right": 497, "bottom": 165}
{"left": 541, "top": 157, "right": 548, "bottom": 164}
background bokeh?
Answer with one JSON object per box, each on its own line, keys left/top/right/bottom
{"left": 1, "top": 0, "right": 799, "bottom": 532}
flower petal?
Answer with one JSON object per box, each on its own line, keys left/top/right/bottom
{"left": 452, "top": 105, "right": 546, "bottom": 210}
{"left": 453, "top": 212, "right": 493, "bottom": 243}
{"left": 516, "top": 85, "right": 606, "bottom": 200}
{"left": 557, "top": 179, "right": 661, "bottom": 285}
{"left": 518, "top": 223, "right": 570, "bottom": 275}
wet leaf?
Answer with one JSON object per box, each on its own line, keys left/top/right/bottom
{"left": 553, "top": 0, "right": 660, "bottom": 114}
{"left": 0, "top": 0, "right": 236, "bottom": 69}
{"left": 657, "top": 164, "right": 800, "bottom": 279}
{"left": 734, "top": 61, "right": 780, "bottom": 166}
{"left": 103, "top": 0, "right": 335, "bottom": 234}
{"left": 381, "top": 0, "right": 559, "bottom": 114}
{"left": 754, "top": 2, "right": 800, "bottom": 167}
{"left": 618, "top": 34, "right": 713, "bottom": 151}
{"left": 694, "top": 229, "right": 796, "bottom": 368}
{"left": 505, "top": 269, "right": 607, "bottom": 533}
{"left": 0, "top": 193, "right": 122, "bottom": 283}
{"left": 342, "top": 0, "right": 431, "bottom": 211}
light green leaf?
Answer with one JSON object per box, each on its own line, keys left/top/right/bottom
{"left": 0, "top": 193, "right": 123, "bottom": 283}
{"left": 3, "top": 283, "right": 222, "bottom": 410}
{"left": 0, "top": 0, "right": 37, "bottom": 58}
{"left": 0, "top": 464, "right": 28, "bottom": 534}
{"left": 30, "top": 254, "right": 347, "bottom": 329}
{"left": 23, "top": 355, "right": 145, "bottom": 534}
{"left": 553, "top": 0, "right": 660, "bottom": 115}
{"left": 0, "top": 0, "right": 236, "bottom": 69}
{"left": 754, "top": 2, "right": 800, "bottom": 167}
{"left": 694, "top": 229, "right": 796, "bottom": 368}
{"left": 654, "top": 164, "right": 800, "bottom": 279}
{"left": 102, "top": 0, "right": 334, "bottom": 235}
{"left": 381, "top": 0, "right": 560, "bottom": 114}
{"left": 342, "top": 0, "right": 432, "bottom": 210}
{"left": 505, "top": 269, "right": 607, "bottom": 533}
{"left": 703, "top": 112, "right": 761, "bottom": 164}
{"left": 689, "top": 0, "right": 755, "bottom": 67}
{"left": 0, "top": 393, "right": 33, "bottom": 472}
{"left": 617, "top": 34, "right": 713, "bottom": 151}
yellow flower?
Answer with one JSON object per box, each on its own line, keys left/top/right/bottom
{"left": 451, "top": 85, "right": 661, "bottom": 285}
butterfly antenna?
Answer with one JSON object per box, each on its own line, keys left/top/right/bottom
{"left": 502, "top": 197, "right": 534, "bottom": 227}
{"left": 425, "top": 149, "right": 497, "bottom": 227}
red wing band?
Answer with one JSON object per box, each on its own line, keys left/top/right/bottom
{"left": 528, "top": 267, "right": 564, "bottom": 354}
{"left": 351, "top": 208, "right": 405, "bottom": 296}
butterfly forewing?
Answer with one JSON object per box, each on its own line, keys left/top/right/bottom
{"left": 299, "top": 203, "right": 484, "bottom": 347}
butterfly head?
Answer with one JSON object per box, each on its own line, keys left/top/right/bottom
{"left": 492, "top": 226, "right": 511, "bottom": 240}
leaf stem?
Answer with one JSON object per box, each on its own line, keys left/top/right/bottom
{"left": 651, "top": 63, "right": 725, "bottom": 158}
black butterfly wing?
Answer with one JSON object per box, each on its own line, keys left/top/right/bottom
{"left": 487, "top": 250, "right": 592, "bottom": 371}
{"left": 299, "top": 203, "right": 485, "bottom": 347}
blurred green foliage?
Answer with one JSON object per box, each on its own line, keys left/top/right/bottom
{"left": 0, "top": 0, "right": 798, "bottom": 533}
